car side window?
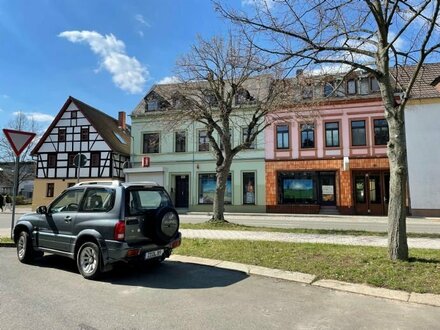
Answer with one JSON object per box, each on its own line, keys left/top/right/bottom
{"left": 49, "top": 189, "right": 85, "bottom": 213}
{"left": 81, "top": 188, "right": 115, "bottom": 212}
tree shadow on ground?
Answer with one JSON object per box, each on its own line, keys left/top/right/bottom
{"left": 31, "top": 254, "right": 248, "bottom": 289}
{"left": 408, "top": 257, "right": 440, "bottom": 264}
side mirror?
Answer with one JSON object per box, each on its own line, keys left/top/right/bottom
{"left": 36, "top": 206, "right": 48, "bottom": 214}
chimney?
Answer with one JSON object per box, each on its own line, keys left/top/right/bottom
{"left": 118, "top": 111, "right": 126, "bottom": 130}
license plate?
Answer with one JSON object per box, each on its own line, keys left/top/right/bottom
{"left": 144, "top": 249, "right": 164, "bottom": 260}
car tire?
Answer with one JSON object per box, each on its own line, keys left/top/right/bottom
{"left": 153, "top": 207, "right": 179, "bottom": 244}
{"left": 77, "top": 242, "right": 101, "bottom": 280}
{"left": 17, "top": 231, "right": 34, "bottom": 264}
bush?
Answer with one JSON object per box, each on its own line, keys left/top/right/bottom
{"left": 15, "top": 195, "right": 30, "bottom": 205}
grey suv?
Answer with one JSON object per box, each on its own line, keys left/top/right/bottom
{"left": 13, "top": 181, "right": 181, "bottom": 279}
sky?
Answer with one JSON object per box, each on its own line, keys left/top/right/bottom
{"left": 0, "top": 0, "right": 260, "bottom": 131}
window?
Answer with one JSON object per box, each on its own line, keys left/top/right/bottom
{"left": 147, "top": 100, "right": 159, "bottom": 111}
{"left": 58, "top": 128, "right": 66, "bottom": 142}
{"left": 71, "top": 111, "right": 77, "bottom": 119}
{"left": 82, "top": 188, "right": 115, "bottom": 212}
{"left": 242, "top": 127, "right": 256, "bottom": 149}
{"left": 175, "top": 131, "right": 186, "bottom": 152}
{"left": 278, "top": 172, "right": 318, "bottom": 204}
{"left": 68, "top": 153, "right": 77, "bottom": 167}
{"left": 370, "top": 77, "right": 380, "bottom": 92}
{"left": 373, "top": 119, "right": 389, "bottom": 145}
{"left": 91, "top": 152, "right": 100, "bottom": 167}
{"left": 347, "top": 79, "right": 357, "bottom": 95}
{"left": 47, "top": 154, "right": 57, "bottom": 168}
{"left": 359, "top": 77, "right": 369, "bottom": 94}
{"left": 143, "top": 133, "right": 160, "bottom": 153}
{"left": 323, "top": 82, "right": 334, "bottom": 97}
{"left": 351, "top": 120, "right": 367, "bottom": 146}
{"left": 49, "top": 188, "right": 85, "bottom": 213}
{"left": 276, "top": 125, "right": 289, "bottom": 149}
{"left": 235, "top": 88, "right": 254, "bottom": 105}
{"left": 325, "top": 122, "right": 339, "bottom": 147}
{"left": 199, "top": 173, "right": 231, "bottom": 204}
{"left": 301, "top": 124, "right": 315, "bottom": 148}
{"left": 302, "top": 85, "right": 313, "bottom": 99}
{"left": 198, "top": 130, "right": 209, "bottom": 152}
{"left": 243, "top": 172, "right": 255, "bottom": 205}
{"left": 46, "top": 183, "right": 54, "bottom": 198}
{"left": 203, "top": 91, "right": 218, "bottom": 106}
{"left": 81, "top": 127, "right": 89, "bottom": 141}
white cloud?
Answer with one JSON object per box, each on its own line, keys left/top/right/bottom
{"left": 242, "top": 0, "right": 275, "bottom": 9}
{"left": 0, "top": 108, "right": 3, "bottom": 112}
{"left": 138, "top": 31, "right": 144, "bottom": 38}
{"left": 58, "top": 30, "right": 148, "bottom": 94}
{"left": 13, "top": 112, "right": 54, "bottom": 122}
{"left": 1, "top": 94, "right": 9, "bottom": 99}
{"left": 135, "top": 14, "right": 150, "bottom": 27}
{"left": 157, "top": 76, "right": 181, "bottom": 85}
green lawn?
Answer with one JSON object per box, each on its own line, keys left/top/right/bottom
{"left": 176, "top": 238, "right": 440, "bottom": 294}
{"left": 180, "top": 222, "right": 440, "bottom": 239}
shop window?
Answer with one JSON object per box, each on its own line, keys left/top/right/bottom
{"left": 325, "top": 122, "right": 339, "bottom": 147}
{"left": 175, "top": 131, "right": 186, "bottom": 152}
{"left": 46, "top": 183, "right": 54, "bottom": 198}
{"left": 351, "top": 120, "right": 366, "bottom": 146}
{"left": 243, "top": 172, "right": 255, "bottom": 205}
{"left": 276, "top": 125, "right": 289, "bottom": 149}
{"left": 198, "top": 173, "right": 231, "bottom": 204}
{"left": 198, "top": 130, "right": 209, "bottom": 152}
{"left": 143, "top": 133, "right": 160, "bottom": 153}
{"left": 373, "top": 119, "right": 389, "bottom": 145}
{"left": 301, "top": 124, "right": 315, "bottom": 148}
{"left": 278, "top": 172, "right": 318, "bottom": 204}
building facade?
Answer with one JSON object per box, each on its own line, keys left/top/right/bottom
{"left": 127, "top": 84, "right": 266, "bottom": 212}
{"left": 265, "top": 74, "right": 390, "bottom": 215}
{"left": 31, "top": 96, "right": 130, "bottom": 209}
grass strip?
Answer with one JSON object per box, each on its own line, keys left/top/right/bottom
{"left": 176, "top": 238, "right": 440, "bottom": 294}
{"left": 180, "top": 222, "right": 440, "bottom": 239}
{"left": 0, "top": 236, "right": 13, "bottom": 244}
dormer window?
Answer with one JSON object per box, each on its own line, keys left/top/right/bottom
{"left": 235, "top": 88, "right": 254, "bottom": 105}
{"left": 147, "top": 100, "right": 159, "bottom": 111}
{"left": 370, "top": 77, "right": 380, "bottom": 92}
{"left": 359, "top": 77, "right": 370, "bottom": 94}
{"left": 203, "top": 90, "right": 218, "bottom": 106}
{"left": 323, "top": 82, "right": 334, "bottom": 97}
{"left": 347, "top": 79, "right": 357, "bottom": 95}
{"left": 302, "top": 85, "right": 313, "bottom": 99}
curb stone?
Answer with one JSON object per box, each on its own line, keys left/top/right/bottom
{"left": 170, "top": 254, "right": 440, "bottom": 308}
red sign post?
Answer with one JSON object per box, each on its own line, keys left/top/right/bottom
{"left": 2, "top": 129, "right": 36, "bottom": 238}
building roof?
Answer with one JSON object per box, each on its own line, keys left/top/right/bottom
{"left": 31, "top": 96, "right": 131, "bottom": 156}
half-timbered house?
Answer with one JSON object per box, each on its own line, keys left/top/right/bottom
{"left": 31, "top": 96, "right": 130, "bottom": 209}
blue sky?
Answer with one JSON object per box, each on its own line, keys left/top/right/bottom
{"left": 0, "top": 0, "right": 256, "bottom": 131}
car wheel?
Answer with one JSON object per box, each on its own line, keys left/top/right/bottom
{"left": 77, "top": 242, "right": 101, "bottom": 280}
{"left": 17, "top": 231, "right": 34, "bottom": 263}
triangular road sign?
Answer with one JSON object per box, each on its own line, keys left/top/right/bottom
{"left": 3, "top": 129, "right": 36, "bottom": 157}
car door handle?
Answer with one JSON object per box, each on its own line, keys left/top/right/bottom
{"left": 64, "top": 216, "right": 72, "bottom": 223}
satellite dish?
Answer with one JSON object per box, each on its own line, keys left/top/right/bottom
{"left": 73, "top": 154, "right": 88, "bottom": 167}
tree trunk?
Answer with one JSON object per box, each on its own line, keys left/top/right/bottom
{"left": 210, "top": 161, "right": 232, "bottom": 223}
{"left": 387, "top": 110, "right": 409, "bottom": 261}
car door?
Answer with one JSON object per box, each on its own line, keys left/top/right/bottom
{"left": 38, "top": 188, "right": 85, "bottom": 252}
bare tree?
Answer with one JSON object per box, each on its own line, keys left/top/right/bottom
{"left": 216, "top": 0, "right": 440, "bottom": 260}
{"left": 0, "top": 112, "right": 41, "bottom": 195}
{"left": 169, "top": 35, "right": 286, "bottom": 222}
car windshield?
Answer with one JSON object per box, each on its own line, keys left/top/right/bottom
{"left": 127, "top": 189, "right": 171, "bottom": 215}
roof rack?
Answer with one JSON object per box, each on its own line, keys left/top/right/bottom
{"left": 74, "top": 180, "right": 122, "bottom": 187}
{"left": 122, "top": 181, "right": 160, "bottom": 188}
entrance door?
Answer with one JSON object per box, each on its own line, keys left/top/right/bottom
{"left": 175, "top": 175, "right": 189, "bottom": 208}
{"left": 353, "top": 171, "right": 389, "bottom": 215}
{"left": 319, "top": 173, "right": 336, "bottom": 206}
